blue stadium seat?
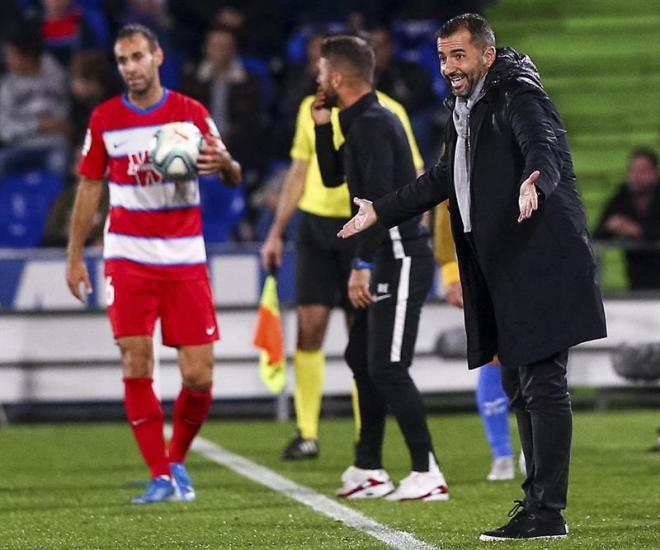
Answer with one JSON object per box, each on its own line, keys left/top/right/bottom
{"left": 198, "top": 175, "right": 245, "bottom": 243}
{"left": 0, "top": 171, "right": 64, "bottom": 248}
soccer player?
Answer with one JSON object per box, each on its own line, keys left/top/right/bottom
{"left": 313, "top": 36, "right": 449, "bottom": 501}
{"left": 260, "top": 85, "right": 424, "bottom": 460}
{"left": 65, "top": 23, "right": 241, "bottom": 504}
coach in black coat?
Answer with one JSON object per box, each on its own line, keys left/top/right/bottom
{"left": 376, "top": 45, "right": 607, "bottom": 371}
{"left": 338, "top": 14, "right": 606, "bottom": 542}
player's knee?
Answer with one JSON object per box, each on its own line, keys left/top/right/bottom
{"left": 181, "top": 359, "right": 214, "bottom": 391}
{"left": 182, "top": 373, "right": 212, "bottom": 392}
{"left": 119, "top": 343, "right": 153, "bottom": 378}
{"left": 297, "top": 322, "right": 325, "bottom": 349}
{"left": 296, "top": 308, "right": 329, "bottom": 349}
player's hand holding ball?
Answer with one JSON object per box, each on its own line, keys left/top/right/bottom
{"left": 197, "top": 134, "right": 241, "bottom": 186}
{"left": 150, "top": 121, "right": 202, "bottom": 180}
{"left": 197, "top": 134, "right": 227, "bottom": 172}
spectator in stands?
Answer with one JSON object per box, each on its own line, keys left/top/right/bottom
{"left": 41, "top": 50, "right": 115, "bottom": 247}
{"left": 370, "top": 25, "right": 438, "bottom": 163}
{"left": 69, "top": 50, "right": 116, "bottom": 147}
{"left": 371, "top": 25, "right": 435, "bottom": 120}
{"left": 41, "top": 161, "right": 108, "bottom": 247}
{"left": 213, "top": 3, "right": 285, "bottom": 59}
{"left": 277, "top": 31, "right": 324, "bottom": 156}
{"left": 111, "top": 0, "right": 181, "bottom": 88}
{"left": 182, "top": 24, "right": 269, "bottom": 236}
{"left": 39, "top": 0, "right": 106, "bottom": 68}
{"left": 0, "top": 24, "right": 70, "bottom": 175}
{"left": 0, "top": 1, "right": 22, "bottom": 47}
{"left": 594, "top": 148, "right": 660, "bottom": 290}
{"left": 252, "top": 163, "right": 301, "bottom": 243}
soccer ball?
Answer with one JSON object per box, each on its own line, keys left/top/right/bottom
{"left": 149, "top": 122, "right": 203, "bottom": 180}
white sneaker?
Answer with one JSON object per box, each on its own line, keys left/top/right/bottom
{"left": 385, "top": 470, "right": 449, "bottom": 502}
{"left": 335, "top": 466, "right": 394, "bottom": 499}
{"left": 487, "top": 456, "right": 515, "bottom": 481}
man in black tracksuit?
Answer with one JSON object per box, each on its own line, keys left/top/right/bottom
{"left": 312, "top": 35, "right": 449, "bottom": 502}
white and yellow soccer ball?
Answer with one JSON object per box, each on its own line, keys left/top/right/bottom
{"left": 149, "top": 122, "right": 203, "bottom": 180}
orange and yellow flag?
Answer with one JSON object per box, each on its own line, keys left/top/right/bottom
{"left": 253, "top": 274, "right": 287, "bottom": 394}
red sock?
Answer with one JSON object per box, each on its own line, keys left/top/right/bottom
{"left": 168, "top": 386, "right": 213, "bottom": 463}
{"left": 123, "top": 377, "right": 169, "bottom": 479}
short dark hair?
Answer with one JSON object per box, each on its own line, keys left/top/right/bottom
{"left": 320, "top": 35, "right": 375, "bottom": 85}
{"left": 116, "top": 23, "right": 160, "bottom": 51}
{"left": 437, "top": 13, "right": 496, "bottom": 51}
{"left": 6, "top": 23, "right": 43, "bottom": 59}
{"left": 631, "top": 147, "right": 659, "bottom": 169}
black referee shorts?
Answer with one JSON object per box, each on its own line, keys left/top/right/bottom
{"left": 295, "top": 211, "right": 356, "bottom": 310}
{"left": 346, "top": 254, "right": 435, "bottom": 373}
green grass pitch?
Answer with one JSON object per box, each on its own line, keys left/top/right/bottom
{"left": 1, "top": 411, "right": 659, "bottom": 549}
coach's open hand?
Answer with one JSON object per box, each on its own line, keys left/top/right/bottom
{"left": 338, "top": 198, "right": 377, "bottom": 238}
{"left": 518, "top": 170, "right": 541, "bottom": 223}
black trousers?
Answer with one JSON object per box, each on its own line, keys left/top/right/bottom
{"left": 345, "top": 255, "right": 436, "bottom": 472}
{"left": 501, "top": 350, "right": 572, "bottom": 512}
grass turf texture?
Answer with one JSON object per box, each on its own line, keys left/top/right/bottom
{"left": 0, "top": 411, "right": 659, "bottom": 549}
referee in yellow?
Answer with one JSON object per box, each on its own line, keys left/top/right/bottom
{"left": 261, "top": 90, "right": 424, "bottom": 459}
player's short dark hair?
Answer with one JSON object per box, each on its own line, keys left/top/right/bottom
{"left": 437, "top": 13, "right": 496, "bottom": 51}
{"left": 630, "top": 147, "right": 659, "bottom": 169}
{"left": 116, "top": 23, "right": 160, "bottom": 51}
{"left": 320, "top": 35, "right": 375, "bottom": 85}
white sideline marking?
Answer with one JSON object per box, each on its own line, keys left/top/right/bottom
{"left": 190, "top": 435, "right": 439, "bottom": 550}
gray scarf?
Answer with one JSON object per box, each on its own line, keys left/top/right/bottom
{"left": 452, "top": 74, "right": 486, "bottom": 233}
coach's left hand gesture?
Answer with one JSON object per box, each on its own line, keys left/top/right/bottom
{"left": 518, "top": 170, "right": 541, "bottom": 223}
{"left": 198, "top": 134, "right": 242, "bottom": 186}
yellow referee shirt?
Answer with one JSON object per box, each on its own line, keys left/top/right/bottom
{"left": 290, "top": 91, "right": 425, "bottom": 219}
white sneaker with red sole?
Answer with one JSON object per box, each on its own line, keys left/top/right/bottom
{"left": 385, "top": 470, "right": 449, "bottom": 502}
{"left": 335, "top": 466, "right": 394, "bottom": 499}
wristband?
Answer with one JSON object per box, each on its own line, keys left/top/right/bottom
{"left": 352, "top": 258, "right": 374, "bottom": 270}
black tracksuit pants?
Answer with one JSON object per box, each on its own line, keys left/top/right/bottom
{"left": 501, "top": 350, "right": 572, "bottom": 513}
{"left": 345, "top": 254, "right": 436, "bottom": 472}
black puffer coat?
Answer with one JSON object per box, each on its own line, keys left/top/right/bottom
{"left": 375, "top": 48, "right": 607, "bottom": 369}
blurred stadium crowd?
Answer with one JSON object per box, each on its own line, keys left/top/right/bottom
{"left": 0, "top": 0, "right": 496, "bottom": 248}
{"left": 1, "top": 1, "right": 659, "bottom": 294}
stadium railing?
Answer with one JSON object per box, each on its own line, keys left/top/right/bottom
{"left": 1, "top": 243, "right": 659, "bottom": 423}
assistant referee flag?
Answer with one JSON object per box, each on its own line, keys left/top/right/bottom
{"left": 253, "top": 275, "right": 286, "bottom": 394}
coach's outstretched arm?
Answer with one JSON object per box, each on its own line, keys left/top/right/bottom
{"left": 338, "top": 160, "right": 450, "bottom": 239}
{"left": 66, "top": 177, "right": 104, "bottom": 302}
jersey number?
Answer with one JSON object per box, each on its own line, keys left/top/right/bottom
{"left": 105, "top": 276, "right": 115, "bottom": 306}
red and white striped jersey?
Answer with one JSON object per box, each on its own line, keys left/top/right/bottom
{"left": 79, "top": 89, "right": 222, "bottom": 280}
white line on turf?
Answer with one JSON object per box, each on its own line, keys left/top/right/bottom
{"left": 189, "top": 434, "right": 440, "bottom": 550}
